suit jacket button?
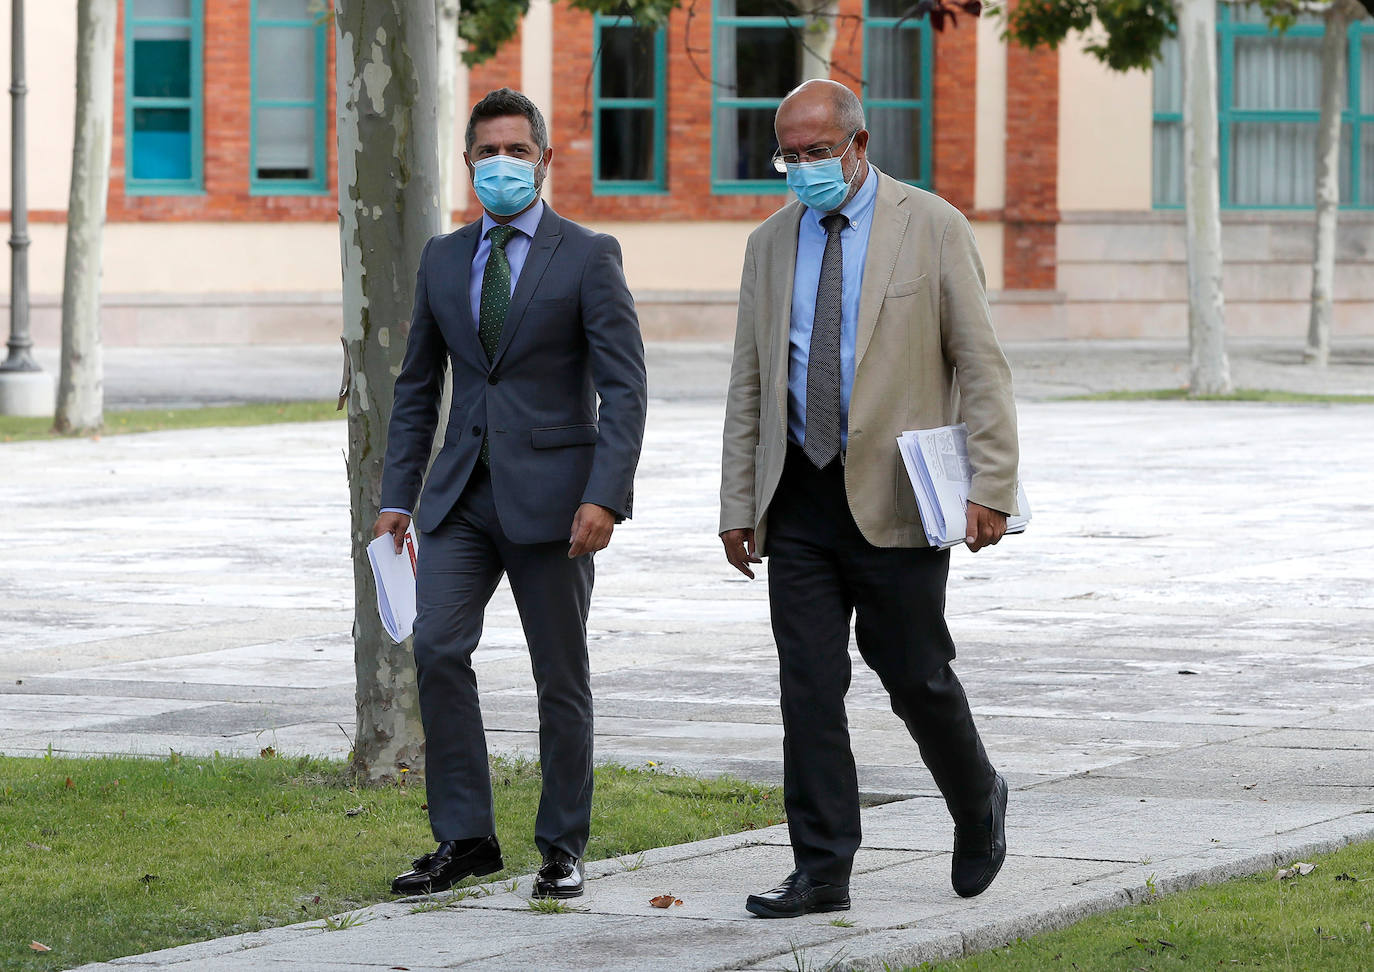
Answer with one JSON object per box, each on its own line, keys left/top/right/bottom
{"left": 488, "top": 374, "right": 500, "bottom": 385}
{"left": 472, "top": 425, "right": 482, "bottom": 436}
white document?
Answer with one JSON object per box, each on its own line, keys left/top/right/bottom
{"left": 366, "top": 525, "right": 419, "bottom": 643}
{"left": 897, "top": 423, "right": 1030, "bottom": 550}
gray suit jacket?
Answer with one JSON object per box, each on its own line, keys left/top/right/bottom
{"left": 380, "top": 205, "right": 648, "bottom": 542}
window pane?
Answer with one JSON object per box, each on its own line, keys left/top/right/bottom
{"left": 723, "top": 28, "right": 801, "bottom": 97}
{"left": 1362, "top": 125, "right": 1374, "bottom": 204}
{"left": 598, "top": 108, "right": 655, "bottom": 181}
{"left": 132, "top": 108, "right": 192, "bottom": 180}
{"left": 132, "top": 0, "right": 190, "bottom": 18}
{"left": 600, "top": 25, "right": 655, "bottom": 100}
{"left": 715, "top": 106, "right": 786, "bottom": 181}
{"left": 867, "top": 0, "right": 908, "bottom": 16}
{"left": 1152, "top": 35, "right": 1181, "bottom": 114}
{"left": 132, "top": 28, "right": 191, "bottom": 99}
{"left": 255, "top": 106, "right": 316, "bottom": 179}
{"left": 1231, "top": 121, "right": 1318, "bottom": 205}
{"left": 257, "top": 26, "right": 315, "bottom": 101}
{"left": 867, "top": 27, "right": 921, "bottom": 101}
{"left": 258, "top": 0, "right": 313, "bottom": 18}
{"left": 724, "top": 0, "right": 800, "bottom": 16}
{"left": 867, "top": 106, "right": 921, "bottom": 182}
{"left": 1233, "top": 36, "right": 1325, "bottom": 111}
{"left": 1363, "top": 35, "right": 1374, "bottom": 113}
{"left": 1152, "top": 121, "right": 1184, "bottom": 206}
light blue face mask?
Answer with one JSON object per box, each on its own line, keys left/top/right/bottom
{"left": 785, "top": 138, "right": 858, "bottom": 213}
{"left": 471, "top": 155, "right": 543, "bottom": 217}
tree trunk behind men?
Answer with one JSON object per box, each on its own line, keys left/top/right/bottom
{"left": 436, "top": 0, "right": 460, "bottom": 232}
{"left": 1178, "top": 0, "right": 1232, "bottom": 396}
{"left": 54, "top": 0, "right": 117, "bottom": 434}
{"left": 1306, "top": 0, "right": 1360, "bottom": 367}
{"left": 335, "top": 0, "right": 441, "bottom": 783}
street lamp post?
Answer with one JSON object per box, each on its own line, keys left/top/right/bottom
{"left": 0, "top": 0, "right": 52, "bottom": 416}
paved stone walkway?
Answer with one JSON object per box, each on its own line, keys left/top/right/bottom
{"left": 2, "top": 341, "right": 1371, "bottom": 970}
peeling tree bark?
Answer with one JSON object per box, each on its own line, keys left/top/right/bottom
{"left": 435, "top": 0, "right": 459, "bottom": 232}
{"left": 1306, "top": 0, "right": 1360, "bottom": 367}
{"left": 335, "top": 0, "right": 441, "bottom": 784}
{"left": 54, "top": 0, "right": 116, "bottom": 435}
{"left": 1178, "top": 0, "right": 1232, "bottom": 396}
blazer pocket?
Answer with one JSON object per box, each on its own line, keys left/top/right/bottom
{"left": 530, "top": 424, "right": 599, "bottom": 449}
{"left": 886, "top": 275, "right": 928, "bottom": 299}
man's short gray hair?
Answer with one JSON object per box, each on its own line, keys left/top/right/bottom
{"left": 465, "top": 87, "right": 549, "bottom": 154}
{"left": 781, "top": 79, "right": 867, "bottom": 134}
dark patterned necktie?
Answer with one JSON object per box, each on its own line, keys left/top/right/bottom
{"left": 804, "top": 213, "right": 847, "bottom": 469}
{"left": 478, "top": 224, "right": 517, "bottom": 466}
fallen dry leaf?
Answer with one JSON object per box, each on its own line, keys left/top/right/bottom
{"left": 649, "top": 894, "right": 683, "bottom": 909}
{"left": 25, "top": 842, "right": 51, "bottom": 852}
{"left": 1241, "top": 783, "right": 1257, "bottom": 790}
{"left": 1276, "top": 862, "right": 1317, "bottom": 881}
{"left": 344, "top": 805, "right": 367, "bottom": 817}
{"left": 64, "top": 777, "right": 74, "bottom": 789}
{"left": 30, "top": 942, "right": 51, "bottom": 952}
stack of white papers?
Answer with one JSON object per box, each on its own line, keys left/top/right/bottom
{"left": 897, "top": 423, "right": 1030, "bottom": 550}
{"left": 366, "top": 526, "right": 419, "bottom": 643}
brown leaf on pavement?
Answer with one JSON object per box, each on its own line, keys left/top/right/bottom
{"left": 649, "top": 894, "right": 683, "bottom": 908}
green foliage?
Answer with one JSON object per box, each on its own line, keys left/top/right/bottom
{"left": 1002, "top": 0, "right": 1177, "bottom": 72}
{"left": 460, "top": 0, "right": 678, "bottom": 66}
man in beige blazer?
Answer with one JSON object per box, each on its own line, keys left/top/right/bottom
{"left": 719, "top": 80, "right": 1019, "bottom": 918}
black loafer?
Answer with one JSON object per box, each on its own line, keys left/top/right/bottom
{"left": 746, "top": 870, "right": 850, "bottom": 919}
{"left": 952, "top": 772, "right": 1008, "bottom": 897}
{"left": 391, "top": 835, "right": 503, "bottom": 895}
{"left": 532, "top": 849, "right": 584, "bottom": 898}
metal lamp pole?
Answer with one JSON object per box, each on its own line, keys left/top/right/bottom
{"left": 3, "top": 0, "right": 35, "bottom": 373}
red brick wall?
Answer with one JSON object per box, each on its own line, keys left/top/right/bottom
{"left": 458, "top": 25, "right": 528, "bottom": 224}
{"left": 932, "top": 17, "right": 977, "bottom": 213}
{"left": 108, "top": 0, "right": 337, "bottom": 223}
{"left": 1002, "top": 0, "right": 1059, "bottom": 290}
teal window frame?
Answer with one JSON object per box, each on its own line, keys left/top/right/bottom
{"left": 124, "top": 0, "right": 204, "bottom": 196}
{"left": 862, "top": 0, "right": 933, "bottom": 189}
{"left": 250, "top": 1, "right": 330, "bottom": 196}
{"left": 592, "top": 15, "right": 668, "bottom": 195}
{"left": 711, "top": 0, "right": 798, "bottom": 194}
{"left": 1153, "top": 5, "right": 1374, "bottom": 209}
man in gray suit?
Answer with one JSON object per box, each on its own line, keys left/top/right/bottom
{"left": 374, "top": 88, "right": 648, "bottom": 900}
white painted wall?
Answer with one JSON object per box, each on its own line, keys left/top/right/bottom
{"left": 975, "top": 15, "right": 1006, "bottom": 212}
{"left": 0, "top": 3, "right": 79, "bottom": 211}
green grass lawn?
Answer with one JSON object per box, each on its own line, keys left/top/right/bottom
{"left": 906, "top": 839, "right": 1374, "bottom": 971}
{"left": 0, "top": 752, "right": 782, "bottom": 971}
{"left": 0, "top": 400, "right": 343, "bottom": 443}
{"left": 1064, "top": 388, "right": 1374, "bottom": 404}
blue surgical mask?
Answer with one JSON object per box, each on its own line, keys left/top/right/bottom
{"left": 471, "top": 155, "right": 542, "bottom": 217}
{"left": 786, "top": 154, "right": 857, "bottom": 213}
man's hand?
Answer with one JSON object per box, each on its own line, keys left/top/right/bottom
{"left": 569, "top": 503, "right": 615, "bottom": 558}
{"left": 964, "top": 502, "right": 1007, "bottom": 553}
{"left": 374, "top": 511, "right": 411, "bottom": 554}
{"left": 720, "top": 528, "right": 762, "bottom": 579}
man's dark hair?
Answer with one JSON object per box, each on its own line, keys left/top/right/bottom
{"left": 465, "top": 88, "right": 549, "bottom": 154}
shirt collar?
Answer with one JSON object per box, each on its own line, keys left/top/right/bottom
{"left": 482, "top": 199, "right": 545, "bottom": 241}
{"left": 806, "top": 162, "right": 878, "bottom": 233}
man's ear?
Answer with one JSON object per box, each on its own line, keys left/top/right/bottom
{"left": 462, "top": 151, "right": 474, "bottom": 179}
{"left": 853, "top": 129, "right": 870, "bottom": 159}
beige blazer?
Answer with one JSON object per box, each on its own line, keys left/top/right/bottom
{"left": 719, "top": 169, "right": 1019, "bottom": 553}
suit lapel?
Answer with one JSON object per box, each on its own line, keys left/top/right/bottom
{"left": 490, "top": 204, "right": 563, "bottom": 369}
{"left": 771, "top": 203, "right": 804, "bottom": 420}
{"left": 449, "top": 221, "right": 486, "bottom": 369}
{"left": 855, "top": 173, "right": 909, "bottom": 369}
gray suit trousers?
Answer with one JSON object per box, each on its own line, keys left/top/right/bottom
{"left": 413, "top": 465, "right": 594, "bottom": 858}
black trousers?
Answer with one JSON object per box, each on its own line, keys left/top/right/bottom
{"left": 766, "top": 444, "right": 997, "bottom": 886}
{"left": 412, "top": 464, "right": 595, "bottom": 859}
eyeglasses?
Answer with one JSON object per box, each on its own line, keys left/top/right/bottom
{"left": 771, "top": 130, "right": 859, "bottom": 174}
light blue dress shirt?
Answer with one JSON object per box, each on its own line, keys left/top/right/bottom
{"left": 787, "top": 163, "right": 879, "bottom": 453}
{"left": 381, "top": 200, "right": 546, "bottom": 519}
{"left": 468, "top": 200, "right": 545, "bottom": 329}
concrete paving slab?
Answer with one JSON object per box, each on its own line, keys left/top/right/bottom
{"left": 18, "top": 342, "right": 1374, "bottom": 970}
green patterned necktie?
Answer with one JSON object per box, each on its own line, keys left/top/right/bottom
{"left": 478, "top": 224, "right": 517, "bottom": 466}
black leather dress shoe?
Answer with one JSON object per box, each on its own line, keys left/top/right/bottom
{"left": 952, "top": 772, "right": 1008, "bottom": 898}
{"left": 532, "top": 849, "right": 584, "bottom": 898}
{"left": 391, "top": 835, "right": 503, "bottom": 896}
{"left": 745, "top": 870, "right": 850, "bottom": 919}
